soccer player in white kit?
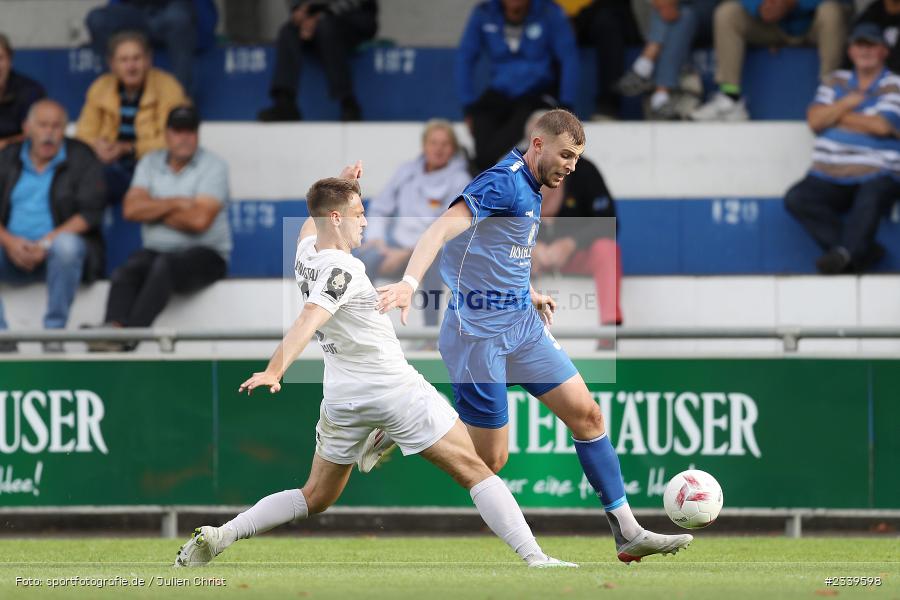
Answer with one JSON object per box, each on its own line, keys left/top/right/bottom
{"left": 174, "top": 167, "right": 574, "bottom": 569}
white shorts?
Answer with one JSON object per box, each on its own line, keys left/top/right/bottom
{"left": 314, "top": 374, "right": 458, "bottom": 465}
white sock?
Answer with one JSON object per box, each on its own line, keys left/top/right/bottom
{"left": 220, "top": 489, "right": 308, "bottom": 547}
{"left": 608, "top": 501, "right": 643, "bottom": 543}
{"left": 650, "top": 89, "right": 670, "bottom": 111}
{"left": 469, "top": 475, "right": 544, "bottom": 563}
{"left": 632, "top": 56, "right": 654, "bottom": 79}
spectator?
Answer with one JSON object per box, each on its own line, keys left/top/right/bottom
{"left": 784, "top": 24, "right": 900, "bottom": 274}
{"left": 519, "top": 111, "right": 622, "bottom": 342}
{"left": 257, "top": 0, "right": 378, "bottom": 122}
{"left": 0, "top": 100, "right": 106, "bottom": 353}
{"left": 76, "top": 31, "right": 187, "bottom": 207}
{"left": 691, "top": 0, "right": 848, "bottom": 121}
{"left": 88, "top": 105, "right": 230, "bottom": 351}
{"left": 0, "top": 33, "right": 46, "bottom": 151}
{"left": 615, "top": 0, "right": 720, "bottom": 119}
{"left": 458, "top": 0, "right": 579, "bottom": 172}
{"left": 572, "top": 0, "right": 645, "bottom": 120}
{"left": 355, "top": 120, "right": 471, "bottom": 330}
{"left": 854, "top": 0, "right": 900, "bottom": 73}
{"left": 85, "top": 0, "right": 219, "bottom": 95}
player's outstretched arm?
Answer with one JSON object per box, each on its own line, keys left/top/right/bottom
{"left": 376, "top": 201, "right": 474, "bottom": 324}
{"left": 238, "top": 304, "right": 333, "bottom": 395}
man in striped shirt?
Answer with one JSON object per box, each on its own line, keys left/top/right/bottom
{"left": 785, "top": 23, "right": 900, "bottom": 274}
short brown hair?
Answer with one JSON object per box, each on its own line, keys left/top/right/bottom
{"left": 533, "top": 109, "right": 585, "bottom": 146}
{"left": 306, "top": 177, "right": 361, "bottom": 217}
{"left": 108, "top": 30, "right": 151, "bottom": 58}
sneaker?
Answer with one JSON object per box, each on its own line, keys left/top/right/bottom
{"left": 357, "top": 428, "right": 397, "bottom": 473}
{"left": 528, "top": 554, "right": 579, "bottom": 568}
{"left": 257, "top": 102, "right": 301, "bottom": 122}
{"left": 616, "top": 529, "right": 693, "bottom": 564}
{"left": 816, "top": 247, "right": 851, "bottom": 275}
{"left": 614, "top": 71, "right": 655, "bottom": 97}
{"left": 648, "top": 97, "right": 680, "bottom": 121}
{"left": 174, "top": 526, "right": 226, "bottom": 567}
{"left": 0, "top": 340, "right": 18, "bottom": 353}
{"left": 690, "top": 92, "right": 749, "bottom": 122}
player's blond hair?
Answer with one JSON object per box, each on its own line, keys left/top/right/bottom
{"left": 307, "top": 177, "right": 362, "bottom": 217}
{"left": 533, "top": 109, "right": 585, "bottom": 146}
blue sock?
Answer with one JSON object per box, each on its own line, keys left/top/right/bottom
{"left": 573, "top": 433, "right": 627, "bottom": 510}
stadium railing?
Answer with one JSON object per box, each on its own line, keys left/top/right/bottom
{"left": 5, "top": 325, "right": 900, "bottom": 352}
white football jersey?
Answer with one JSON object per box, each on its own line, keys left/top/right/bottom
{"left": 294, "top": 236, "right": 418, "bottom": 403}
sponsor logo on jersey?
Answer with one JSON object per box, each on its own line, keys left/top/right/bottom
{"left": 509, "top": 245, "right": 532, "bottom": 259}
{"left": 323, "top": 268, "right": 352, "bottom": 301}
{"left": 510, "top": 160, "right": 524, "bottom": 173}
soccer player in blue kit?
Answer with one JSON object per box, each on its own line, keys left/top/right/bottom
{"left": 375, "top": 109, "right": 693, "bottom": 563}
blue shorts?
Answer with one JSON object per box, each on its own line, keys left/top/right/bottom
{"left": 438, "top": 308, "right": 578, "bottom": 429}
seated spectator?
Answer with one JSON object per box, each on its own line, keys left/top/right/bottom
{"left": 458, "top": 0, "right": 579, "bottom": 172}
{"left": 854, "top": 0, "right": 900, "bottom": 72}
{"left": 89, "top": 105, "right": 230, "bottom": 351}
{"left": 784, "top": 24, "right": 900, "bottom": 274}
{"left": 0, "top": 100, "right": 106, "bottom": 353}
{"left": 85, "top": 0, "right": 219, "bottom": 95}
{"left": 355, "top": 120, "right": 471, "bottom": 330}
{"left": 691, "top": 0, "right": 848, "bottom": 121}
{"left": 0, "top": 33, "right": 46, "bottom": 151}
{"left": 76, "top": 31, "right": 187, "bottom": 207}
{"left": 257, "top": 0, "right": 378, "bottom": 122}
{"left": 572, "top": 0, "right": 645, "bottom": 120}
{"left": 615, "top": 0, "right": 720, "bottom": 119}
{"left": 520, "top": 111, "right": 622, "bottom": 340}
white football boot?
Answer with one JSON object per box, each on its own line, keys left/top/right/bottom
{"left": 357, "top": 428, "right": 397, "bottom": 473}
{"left": 616, "top": 529, "right": 693, "bottom": 564}
{"left": 528, "top": 554, "right": 579, "bottom": 568}
{"left": 174, "top": 526, "right": 227, "bottom": 567}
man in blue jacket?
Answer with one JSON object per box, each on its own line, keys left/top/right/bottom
{"left": 691, "top": 0, "right": 848, "bottom": 121}
{"left": 458, "top": 0, "right": 579, "bottom": 172}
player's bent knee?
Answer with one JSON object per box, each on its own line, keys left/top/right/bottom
{"left": 572, "top": 404, "right": 605, "bottom": 440}
{"left": 483, "top": 452, "right": 508, "bottom": 474}
{"left": 300, "top": 485, "right": 335, "bottom": 515}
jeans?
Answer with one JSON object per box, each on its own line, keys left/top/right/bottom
{"left": 647, "top": 0, "right": 718, "bottom": 90}
{"left": 355, "top": 245, "right": 443, "bottom": 326}
{"left": 574, "top": 0, "right": 644, "bottom": 116}
{"left": 784, "top": 174, "right": 900, "bottom": 262}
{"left": 0, "top": 233, "right": 87, "bottom": 329}
{"left": 86, "top": 0, "right": 197, "bottom": 94}
{"left": 104, "top": 246, "right": 227, "bottom": 327}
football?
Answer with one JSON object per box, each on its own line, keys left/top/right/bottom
{"left": 663, "top": 469, "right": 724, "bottom": 529}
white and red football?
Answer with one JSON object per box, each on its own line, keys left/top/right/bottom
{"left": 663, "top": 469, "right": 724, "bottom": 529}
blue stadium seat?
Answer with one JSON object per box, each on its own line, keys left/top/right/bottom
{"left": 16, "top": 46, "right": 819, "bottom": 121}
{"left": 101, "top": 198, "right": 900, "bottom": 278}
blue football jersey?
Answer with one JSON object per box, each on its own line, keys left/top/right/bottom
{"left": 439, "top": 149, "right": 542, "bottom": 338}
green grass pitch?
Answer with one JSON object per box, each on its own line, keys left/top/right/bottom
{"left": 0, "top": 536, "right": 896, "bottom": 599}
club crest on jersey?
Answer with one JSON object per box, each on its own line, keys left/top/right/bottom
{"left": 323, "top": 268, "right": 352, "bottom": 301}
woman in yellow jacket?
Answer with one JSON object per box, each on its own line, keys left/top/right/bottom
{"left": 76, "top": 31, "right": 186, "bottom": 205}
